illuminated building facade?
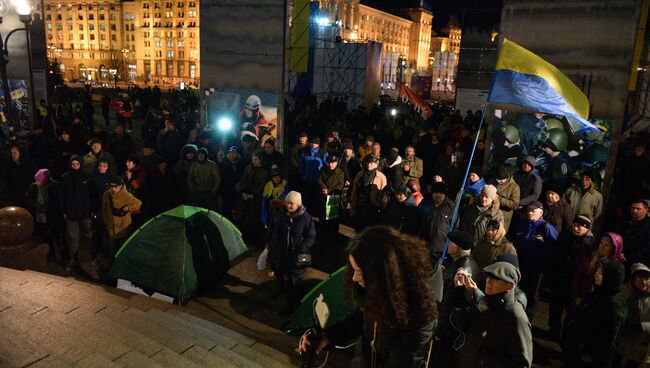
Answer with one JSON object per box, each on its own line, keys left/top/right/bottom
{"left": 429, "top": 19, "right": 461, "bottom": 99}
{"left": 44, "top": 0, "right": 200, "bottom": 85}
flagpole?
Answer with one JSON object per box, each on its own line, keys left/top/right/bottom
{"left": 439, "top": 104, "right": 489, "bottom": 264}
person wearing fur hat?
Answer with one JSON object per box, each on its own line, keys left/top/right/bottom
{"left": 563, "top": 169, "right": 603, "bottom": 227}
{"left": 268, "top": 191, "right": 316, "bottom": 312}
{"left": 188, "top": 147, "right": 221, "bottom": 210}
{"left": 510, "top": 201, "right": 558, "bottom": 318}
{"left": 59, "top": 154, "right": 94, "bottom": 271}
{"left": 460, "top": 184, "right": 504, "bottom": 242}
{"left": 456, "top": 260, "right": 533, "bottom": 368}
{"left": 102, "top": 175, "right": 142, "bottom": 255}
{"left": 618, "top": 263, "right": 650, "bottom": 367}
{"left": 495, "top": 165, "right": 520, "bottom": 231}
{"left": 563, "top": 258, "right": 627, "bottom": 367}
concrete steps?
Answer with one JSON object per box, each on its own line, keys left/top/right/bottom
{"left": 0, "top": 266, "right": 297, "bottom": 368}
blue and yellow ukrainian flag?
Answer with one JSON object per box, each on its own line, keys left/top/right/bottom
{"left": 488, "top": 38, "right": 598, "bottom": 132}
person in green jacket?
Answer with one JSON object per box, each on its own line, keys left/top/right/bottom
{"left": 563, "top": 169, "right": 603, "bottom": 228}
{"left": 187, "top": 148, "right": 221, "bottom": 210}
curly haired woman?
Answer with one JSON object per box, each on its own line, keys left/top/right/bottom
{"left": 297, "top": 225, "right": 437, "bottom": 367}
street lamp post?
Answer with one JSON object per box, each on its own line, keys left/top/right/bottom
{"left": 0, "top": 0, "right": 35, "bottom": 138}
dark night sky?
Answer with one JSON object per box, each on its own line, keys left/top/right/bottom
{"left": 361, "top": 0, "right": 503, "bottom": 32}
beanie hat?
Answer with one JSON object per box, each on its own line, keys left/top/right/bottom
{"left": 395, "top": 184, "right": 411, "bottom": 197}
{"left": 430, "top": 181, "right": 447, "bottom": 194}
{"left": 311, "top": 137, "right": 321, "bottom": 145}
{"left": 484, "top": 261, "right": 521, "bottom": 285}
{"left": 69, "top": 154, "right": 84, "bottom": 167}
{"left": 545, "top": 184, "right": 562, "bottom": 196}
{"left": 285, "top": 191, "right": 302, "bottom": 206}
{"left": 270, "top": 169, "right": 282, "bottom": 178}
{"left": 342, "top": 142, "right": 354, "bottom": 150}
{"left": 631, "top": 263, "right": 650, "bottom": 278}
{"left": 228, "top": 146, "right": 241, "bottom": 154}
{"left": 197, "top": 148, "right": 209, "bottom": 157}
{"left": 447, "top": 231, "right": 475, "bottom": 251}
{"left": 573, "top": 215, "right": 592, "bottom": 229}
{"left": 497, "top": 166, "right": 510, "bottom": 180}
{"left": 481, "top": 184, "right": 498, "bottom": 201}
{"left": 327, "top": 155, "right": 339, "bottom": 163}
{"left": 496, "top": 253, "right": 520, "bottom": 270}
{"left": 109, "top": 175, "right": 124, "bottom": 186}
{"left": 34, "top": 168, "right": 51, "bottom": 182}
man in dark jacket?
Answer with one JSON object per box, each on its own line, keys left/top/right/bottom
{"left": 513, "top": 156, "right": 542, "bottom": 211}
{"left": 548, "top": 215, "right": 594, "bottom": 340}
{"left": 317, "top": 155, "right": 345, "bottom": 238}
{"left": 59, "top": 155, "right": 94, "bottom": 271}
{"left": 105, "top": 123, "right": 136, "bottom": 174}
{"left": 219, "top": 146, "right": 247, "bottom": 220}
{"left": 458, "top": 260, "right": 533, "bottom": 368}
{"left": 187, "top": 148, "right": 221, "bottom": 211}
{"left": 544, "top": 185, "right": 574, "bottom": 234}
{"left": 173, "top": 144, "right": 198, "bottom": 203}
{"left": 268, "top": 191, "right": 316, "bottom": 312}
{"left": 419, "top": 181, "right": 455, "bottom": 260}
{"left": 383, "top": 185, "right": 420, "bottom": 235}
{"left": 511, "top": 201, "right": 558, "bottom": 318}
{"left": 623, "top": 199, "right": 650, "bottom": 267}
{"left": 156, "top": 119, "right": 185, "bottom": 166}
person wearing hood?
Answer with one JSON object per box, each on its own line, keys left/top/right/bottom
{"left": 220, "top": 146, "right": 247, "bottom": 220}
{"left": 571, "top": 232, "right": 624, "bottom": 311}
{"left": 544, "top": 185, "right": 574, "bottom": 234}
{"left": 383, "top": 185, "right": 419, "bottom": 235}
{"left": 435, "top": 231, "right": 481, "bottom": 367}
{"left": 472, "top": 219, "right": 517, "bottom": 272}
{"left": 511, "top": 201, "right": 558, "bottom": 318}
{"left": 59, "top": 154, "right": 94, "bottom": 271}
{"left": 299, "top": 137, "right": 327, "bottom": 212}
{"left": 548, "top": 215, "right": 595, "bottom": 340}
{"left": 7, "top": 144, "right": 37, "bottom": 207}
{"left": 463, "top": 168, "right": 486, "bottom": 202}
{"left": 83, "top": 138, "right": 116, "bottom": 174}
{"left": 235, "top": 152, "right": 269, "bottom": 246}
{"left": 457, "top": 260, "right": 533, "bottom": 368}
{"left": 187, "top": 147, "right": 221, "bottom": 210}
{"left": 102, "top": 175, "right": 142, "bottom": 255}
{"left": 563, "top": 258, "right": 627, "bottom": 367}
{"left": 268, "top": 191, "right": 316, "bottom": 312}
{"left": 563, "top": 169, "right": 603, "bottom": 227}
{"left": 383, "top": 147, "right": 404, "bottom": 195}
{"left": 513, "top": 156, "right": 542, "bottom": 210}
{"left": 25, "top": 168, "right": 65, "bottom": 262}
{"left": 174, "top": 144, "right": 198, "bottom": 202}
{"left": 460, "top": 184, "right": 504, "bottom": 242}
{"left": 419, "top": 181, "right": 455, "bottom": 260}
{"left": 618, "top": 263, "right": 650, "bottom": 367}
{"left": 401, "top": 145, "right": 423, "bottom": 185}
{"left": 318, "top": 155, "right": 345, "bottom": 238}
{"left": 495, "top": 165, "right": 520, "bottom": 231}
{"left": 350, "top": 155, "right": 387, "bottom": 229}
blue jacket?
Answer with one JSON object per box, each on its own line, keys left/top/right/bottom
{"left": 463, "top": 177, "right": 485, "bottom": 199}
{"left": 511, "top": 218, "right": 558, "bottom": 274}
{"left": 298, "top": 147, "right": 327, "bottom": 183}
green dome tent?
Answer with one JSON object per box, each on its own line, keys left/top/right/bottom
{"left": 108, "top": 205, "right": 247, "bottom": 304}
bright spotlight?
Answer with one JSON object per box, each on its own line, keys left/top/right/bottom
{"left": 316, "top": 17, "right": 330, "bottom": 26}
{"left": 390, "top": 108, "right": 397, "bottom": 117}
{"left": 217, "top": 117, "right": 233, "bottom": 131}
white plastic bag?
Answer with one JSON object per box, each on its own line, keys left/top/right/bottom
{"left": 257, "top": 247, "right": 269, "bottom": 271}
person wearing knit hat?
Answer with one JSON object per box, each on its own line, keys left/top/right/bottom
{"left": 618, "top": 262, "right": 650, "bottom": 366}
{"left": 421, "top": 180, "right": 455, "bottom": 257}
{"left": 102, "top": 171, "right": 142, "bottom": 252}
{"left": 543, "top": 184, "right": 574, "bottom": 234}
{"left": 459, "top": 184, "right": 504, "bottom": 242}
{"left": 514, "top": 155, "right": 542, "bottom": 210}
{"left": 268, "top": 189, "right": 315, "bottom": 312}
{"left": 83, "top": 137, "right": 116, "bottom": 174}
{"left": 481, "top": 184, "right": 498, "bottom": 202}
{"left": 34, "top": 168, "right": 51, "bottom": 183}
{"left": 495, "top": 165, "right": 520, "bottom": 232}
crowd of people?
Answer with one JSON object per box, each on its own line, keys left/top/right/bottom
{"left": 1, "top": 86, "right": 650, "bottom": 367}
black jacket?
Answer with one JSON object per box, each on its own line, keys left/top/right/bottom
{"left": 513, "top": 171, "right": 542, "bottom": 207}
{"left": 624, "top": 216, "right": 650, "bottom": 266}
{"left": 59, "top": 159, "right": 94, "bottom": 221}
{"left": 458, "top": 290, "right": 533, "bottom": 368}
{"left": 419, "top": 196, "right": 455, "bottom": 257}
{"left": 268, "top": 206, "right": 316, "bottom": 276}
{"left": 552, "top": 230, "right": 594, "bottom": 284}
{"left": 437, "top": 255, "right": 481, "bottom": 343}
{"left": 383, "top": 195, "right": 420, "bottom": 235}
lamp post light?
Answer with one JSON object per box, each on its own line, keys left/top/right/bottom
{"left": 0, "top": 0, "right": 35, "bottom": 138}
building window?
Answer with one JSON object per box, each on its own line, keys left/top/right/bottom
{"left": 178, "top": 40, "right": 184, "bottom": 47}
{"left": 156, "top": 51, "right": 162, "bottom": 57}
{"left": 100, "top": 14, "right": 105, "bottom": 20}
{"left": 79, "top": 24, "right": 83, "bottom": 30}
{"left": 67, "top": 24, "right": 72, "bottom": 30}
{"left": 179, "top": 63, "right": 185, "bottom": 76}
{"left": 89, "top": 14, "right": 94, "bottom": 20}
{"left": 189, "top": 1, "right": 196, "bottom": 7}
{"left": 178, "top": 50, "right": 184, "bottom": 58}
{"left": 78, "top": 14, "right": 83, "bottom": 20}
{"left": 89, "top": 23, "right": 95, "bottom": 30}
{"left": 166, "top": 11, "right": 173, "bottom": 18}
{"left": 155, "top": 40, "right": 162, "bottom": 47}
{"left": 68, "top": 34, "right": 73, "bottom": 40}
{"left": 143, "top": 3, "right": 150, "bottom": 9}
{"left": 112, "top": 34, "right": 116, "bottom": 41}
{"left": 110, "top": 24, "right": 116, "bottom": 31}
{"left": 100, "top": 24, "right": 105, "bottom": 30}
{"left": 167, "top": 51, "right": 174, "bottom": 58}
{"left": 188, "top": 10, "right": 196, "bottom": 17}
{"left": 145, "top": 50, "right": 151, "bottom": 57}
{"left": 167, "top": 41, "right": 173, "bottom": 47}
{"left": 80, "top": 34, "right": 84, "bottom": 40}
{"left": 100, "top": 34, "right": 106, "bottom": 40}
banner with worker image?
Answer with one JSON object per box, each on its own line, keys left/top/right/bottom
{"left": 485, "top": 110, "right": 612, "bottom": 193}
{"left": 206, "top": 88, "right": 278, "bottom": 146}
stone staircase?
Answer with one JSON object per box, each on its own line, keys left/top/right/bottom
{"left": 0, "top": 266, "right": 299, "bottom": 368}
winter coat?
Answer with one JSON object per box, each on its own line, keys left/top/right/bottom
{"left": 464, "top": 177, "right": 486, "bottom": 200}
{"left": 383, "top": 195, "right": 420, "bottom": 235}
{"left": 188, "top": 159, "right": 221, "bottom": 194}
{"left": 563, "top": 259, "right": 627, "bottom": 368}
{"left": 619, "top": 287, "right": 650, "bottom": 365}
{"left": 342, "top": 156, "right": 362, "bottom": 184}
{"left": 156, "top": 129, "right": 185, "bottom": 165}
{"left": 350, "top": 169, "right": 388, "bottom": 217}
{"left": 623, "top": 216, "right": 650, "bottom": 266}
{"left": 105, "top": 132, "right": 136, "bottom": 171}
{"left": 472, "top": 224, "right": 517, "bottom": 271}
{"left": 318, "top": 167, "right": 345, "bottom": 194}
{"left": 326, "top": 308, "right": 435, "bottom": 368}
{"left": 419, "top": 196, "right": 455, "bottom": 256}
{"left": 401, "top": 156, "right": 423, "bottom": 184}
{"left": 235, "top": 164, "right": 269, "bottom": 224}
{"left": 571, "top": 235, "right": 624, "bottom": 305}
{"left": 102, "top": 187, "right": 142, "bottom": 238}
{"left": 261, "top": 179, "right": 290, "bottom": 225}
{"left": 91, "top": 168, "right": 113, "bottom": 214}
{"left": 496, "top": 176, "right": 520, "bottom": 231}
{"left": 458, "top": 290, "right": 533, "bottom": 368}
{"left": 437, "top": 254, "right": 481, "bottom": 342}
{"left": 83, "top": 150, "right": 116, "bottom": 174}
{"left": 7, "top": 158, "right": 37, "bottom": 206}
{"left": 123, "top": 166, "right": 146, "bottom": 199}
{"left": 357, "top": 144, "right": 373, "bottom": 161}
{"left": 25, "top": 180, "right": 64, "bottom": 232}
{"left": 513, "top": 168, "right": 542, "bottom": 207}
{"left": 299, "top": 146, "right": 326, "bottom": 183}
{"left": 511, "top": 218, "right": 558, "bottom": 286}
{"left": 268, "top": 205, "right": 316, "bottom": 276}
{"left": 563, "top": 185, "right": 603, "bottom": 225}
{"left": 460, "top": 200, "right": 504, "bottom": 242}
{"left": 551, "top": 230, "right": 595, "bottom": 289}
{"left": 219, "top": 157, "right": 247, "bottom": 208}
{"left": 59, "top": 158, "right": 94, "bottom": 221}
{"left": 544, "top": 199, "right": 574, "bottom": 234}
